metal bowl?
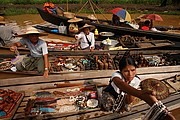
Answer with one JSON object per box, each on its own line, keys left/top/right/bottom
{"left": 99, "top": 32, "right": 114, "bottom": 37}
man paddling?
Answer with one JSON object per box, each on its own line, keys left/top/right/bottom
{"left": 10, "top": 26, "right": 49, "bottom": 78}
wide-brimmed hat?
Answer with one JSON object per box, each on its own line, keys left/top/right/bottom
{"left": 87, "top": 14, "right": 97, "bottom": 20}
{"left": 68, "top": 17, "right": 83, "bottom": 23}
{"left": 63, "top": 12, "right": 75, "bottom": 18}
{"left": 140, "top": 78, "right": 169, "bottom": 100}
{"left": 16, "top": 26, "right": 48, "bottom": 37}
{"left": 0, "top": 16, "right": 5, "bottom": 24}
{"left": 79, "top": 24, "right": 95, "bottom": 31}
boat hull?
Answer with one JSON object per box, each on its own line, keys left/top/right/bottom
{"left": 37, "top": 7, "right": 180, "bottom": 42}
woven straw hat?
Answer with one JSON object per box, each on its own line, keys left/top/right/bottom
{"left": 79, "top": 24, "right": 95, "bottom": 31}
{"left": 68, "top": 17, "right": 83, "bottom": 23}
{"left": 16, "top": 26, "right": 48, "bottom": 37}
{"left": 140, "top": 78, "right": 169, "bottom": 100}
{"left": 0, "top": 16, "right": 5, "bottom": 24}
{"left": 87, "top": 14, "right": 97, "bottom": 20}
{"left": 63, "top": 12, "right": 75, "bottom": 18}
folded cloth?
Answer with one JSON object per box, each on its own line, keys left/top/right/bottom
{"left": 142, "top": 101, "right": 168, "bottom": 120}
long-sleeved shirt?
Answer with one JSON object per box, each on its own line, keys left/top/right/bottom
{"left": 75, "top": 32, "right": 95, "bottom": 49}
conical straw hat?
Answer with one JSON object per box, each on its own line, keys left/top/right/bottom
{"left": 68, "top": 17, "right": 83, "bottom": 23}
{"left": 16, "top": 26, "right": 48, "bottom": 37}
{"left": 87, "top": 14, "right": 97, "bottom": 20}
{"left": 79, "top": 24, "right": 95, "bottom": 31}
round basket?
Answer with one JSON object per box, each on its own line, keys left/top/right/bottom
{"left": 140, "top": 78, "right": 169, "bottom": 100}
{"left": 63, "top": 12, "right": 75, "bottom": 18}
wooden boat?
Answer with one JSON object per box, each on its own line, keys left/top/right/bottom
{"left": 0, "top": 38, "right": 176, "bottom": 56}
{"left": 36, "top": 7, "right": 180, "bottom": 42}
{"left": 0, "top": 50, "right": 179, "bottom": 79}
{"left": 0, "top": 65, "right": 179, "bottom": 119}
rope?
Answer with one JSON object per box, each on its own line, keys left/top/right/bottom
{"left": 75, "top": 0, "right": 109, "bottom": 21}
{"left": 91, "top": 0, "right": 109, "bottom": 21}
{"left": 66, "top": 0, "right": 68, "bottom": 12}
{"left": 89, "top": 0, "right": 99, "bottom": 23}
{"left": 76, "top": 0, "right": 89, "bottom": 15}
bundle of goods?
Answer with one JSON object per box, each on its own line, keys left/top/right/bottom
{"left": 0, "top": 89, "right": 24, "bottom": 119}
{"left": 0, "top": 58, "right": 13, "bottom": 71}
{"left": 0, "top": 61, "right": 13, "bottom": 71}
{"left": 113, "top": 52, "right": 180, "bottom": 69}
{"left": 24, "top": 85, "right": 99, "bottom": 117}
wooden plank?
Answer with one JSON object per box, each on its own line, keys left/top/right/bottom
{"left": 1, "top": 66, "right": 179, "bottom": 86}
{"left": 13, "top": 93, "right": 180, "bottom": 120}
{"left": 8, "top": 74, "right": 179, "bottom": 120}
{"left": 87, "top": 93, "right": 180, "bottom": 120}
{"left": 0, "top": 66, "right": 179, "bottom": 92}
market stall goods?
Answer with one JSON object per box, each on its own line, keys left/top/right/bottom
{"left": 0, "top": 89, "right": 24, "bottom": 119}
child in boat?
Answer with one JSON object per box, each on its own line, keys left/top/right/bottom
{"left": 9, "top": 26, "right": 49, "bottom": 78}
{"left": 101, "top": 51, "right": 176, "bottom": 120}
{"left": 75, "top": 24, "right": 95, "bottom": 51}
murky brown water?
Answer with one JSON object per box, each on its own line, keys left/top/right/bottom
{"left": 4, "top": 13, "right": 180, "bottom": 40}
{"left": 4, "top": 13, "right": 180, "bottom": 27}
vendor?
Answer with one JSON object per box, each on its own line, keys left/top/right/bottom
{"left": 75, "top": 24, "right": 95, "bottom": 51}
{"left": 112, "top": 14, "right": 120, "bottom": 26}
{"left": 68, "top": 17, "right": 83, "bottom": 35}
{"left": 10, "top": 26, "right": 49, "bottom": 78}
{"left": 101, "top": 51, "right": 176, "bottom": 120}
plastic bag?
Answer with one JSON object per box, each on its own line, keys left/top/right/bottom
{"left": 58, "top": 22, "right": 67, "bottom": 34}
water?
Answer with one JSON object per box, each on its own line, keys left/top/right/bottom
{"left": 4, "top": 13, "right": 180, "bottom": 27}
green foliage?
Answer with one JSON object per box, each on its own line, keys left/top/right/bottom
{"left": 0, "top": 0, "right": 163, "bottom": 4}
{"left": 4, "top": 8, "right": 38, "bottom": 15}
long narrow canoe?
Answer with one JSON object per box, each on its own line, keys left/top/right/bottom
{"left": 1, "top": 44, "right": 179, "bottom": 56}
{"left": 0, "top": 50, "right": 179, "bottom": 79}
{"left": 37, "top": 7, "right": 180, "bottom": 42}
{"left": 0, "top": 66, "right": 179, "bottom": 119}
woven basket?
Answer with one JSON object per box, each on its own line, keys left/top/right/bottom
{"left": 63, "top": 12, "right": 75, "bottom": 18}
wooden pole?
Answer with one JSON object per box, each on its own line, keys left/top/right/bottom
{"left": 89, "top": 0, "right": 99, "bottom": 23}
{"left": 66, "top": 0, "right": 68, "bottom": 12}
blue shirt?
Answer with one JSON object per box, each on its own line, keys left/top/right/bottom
{"left": 19, "top": 38, "right": 48, "bottom": 57}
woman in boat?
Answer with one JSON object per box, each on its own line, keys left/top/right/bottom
{"left": 9, "top": 26, "right": 49, "bottom": 78}
{"left": 102, "top": 51, "right": 176, "bottom": 120}
{"left": 112, "top": 14, "right": 120, "bottom": 26}
{"left": 75, "top": 24, "right": 95, "bottom": 51}
{"left": 68, "top": 17, "right": 83, "bottom": 35}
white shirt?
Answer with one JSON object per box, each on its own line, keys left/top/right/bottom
{"left": 75, "top": 32, "right": 95, "bottom": 49}
{"left": 20, "top": 38, "right": 48, "bottom": 57}
{"left": 110, "top": 72, "right": 141, "bottom": 94}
